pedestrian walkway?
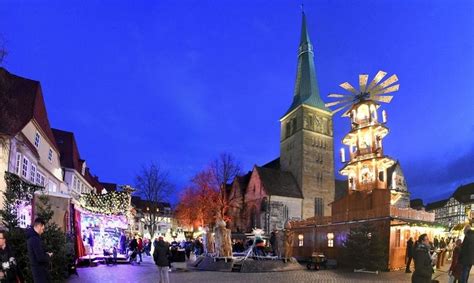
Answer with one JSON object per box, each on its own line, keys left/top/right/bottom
{"left": 66, "top": 255, "right": 473, "bottom": 283}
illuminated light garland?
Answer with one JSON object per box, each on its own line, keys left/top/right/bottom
{"left": 79, "top": 191, "right": 131, "bottom": 215}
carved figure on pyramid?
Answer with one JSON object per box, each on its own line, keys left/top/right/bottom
{"left": 203, "top": 226, "right": 215, "bottom": 254}
{"left": 213, "top": 219, "right": 232, "bottom": 257}
{"left": 283, "top": 221, "right": 294, "bottom": 258}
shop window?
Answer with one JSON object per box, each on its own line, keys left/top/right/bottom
{"left": 298, "top": 234, "right": 304, "bottom": 247}
{"left": 327, "top": 233, "right": 334, "bottom": 247}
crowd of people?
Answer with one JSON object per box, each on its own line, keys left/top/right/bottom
{"left": 408, "top": 225, "right": 474, "bottom": 283}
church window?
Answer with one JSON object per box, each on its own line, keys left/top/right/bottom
{"left": 327, "top": 233, "right": 334, "bottom": 247}
{"left": 315, "top": 197, "right": 324, "bottom": 217}
{"left": 298, "top": 234, "right": 304, "bottom": 247}
{"left": 291, "top": 118, "right": 297, "bottom": 134}
{"left": 285, "top": 123, "right": 291, "bottom": 138}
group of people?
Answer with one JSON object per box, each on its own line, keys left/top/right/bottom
{"left": 407, "top": 225, "right": 474, "bottom": 283}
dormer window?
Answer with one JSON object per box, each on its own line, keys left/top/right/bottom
{"left": 34, "top": 132, "right": 41, "bottom": 148}
{"left": 48, "top": 148, "right": 53, "bottom": 163}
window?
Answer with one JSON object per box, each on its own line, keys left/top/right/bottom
{"left": 285, "top": 122, "right": 291, "bottom": 138}
{"left": 48, "top": 148, "right": 53, "bottom": 162}
{"left": 36, "top": 171, "right": 45, "bottom": 186}
{"left": 291, "top": 118, "right": 297, "bottom": 134}
{"left": 48, "top": 181, "right": 57, "bottom": 193}
{"left": 15, "top": 153, "right": 21, "bottom": 175}
{"left": 315, "top": 197, "right": 324, "bottom": 217}
{"left": 30, "top": 164, "right": 36, "bottom": 183}
{"left": 298, "top": 234, "right": 304, "bottom": 247}
{"left": 34, "top": 132, "right": 41, "bottom": 148}
{"left": 21, "top": 157, "right": 29, "bottom": 178}
{"left": 327, "top": 233, "right": 334, "bottom": 247}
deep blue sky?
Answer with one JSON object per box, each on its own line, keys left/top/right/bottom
{"left": 1, "top": 0, "right": 473, "bottom": 204}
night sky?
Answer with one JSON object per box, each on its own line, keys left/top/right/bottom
{"left": 1, "top": 1, "right": 473, "bottom": 204}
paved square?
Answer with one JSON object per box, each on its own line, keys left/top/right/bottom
{"left": 66, "top": 256, "right": 460, "bottom": 283}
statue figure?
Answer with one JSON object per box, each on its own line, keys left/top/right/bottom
{"left": 214, "top": 219, "right": 232, "bottom": 257}
{"left": 203, "top": 226, "right": 215, "bottom": 254}
{"left": 283, "top": 221, "right": 294, "bottom": 259}
{"left": 275, "top": 230, "right": 285, "bottom": 258}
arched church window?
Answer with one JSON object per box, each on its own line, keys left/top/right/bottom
{"left": 291, "top": 118, "right": 297, "bottom": 134}
{"left": 286, "top": 122, "right": 291, "bottom": 138}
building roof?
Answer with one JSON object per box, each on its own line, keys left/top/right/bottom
{"left": 425, "top": 199, "right": 448, "bottom": 211}
{"left": 131, "top": 196, "right": 171, "bottom": 213}
{"left": 0, "top": 67, "right": 58, "bottom": 151}
{"left": 52, "top": 128, "right": 82, "bottom": 172}
{"left": 255, "top": 166, "right": 303, "bottom": 198}
{"left": 262, "top": 158, "right": 281, "bottom": 170}
{"left": 283, "top": 12, "right": 330, "bottom": 116}
{"left": 453, "top": 183, "right": 474, "bottom": 204}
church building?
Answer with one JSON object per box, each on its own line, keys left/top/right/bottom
{"left": 227, "top": 13, "right": 336, "bottom": 234}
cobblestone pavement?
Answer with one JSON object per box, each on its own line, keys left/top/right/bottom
{"left": 66, "top": 256, "right": 465, "bottom": 283}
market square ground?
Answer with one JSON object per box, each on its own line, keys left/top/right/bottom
{"left": 66, "top": 256, "right": 472, "bottom": 283}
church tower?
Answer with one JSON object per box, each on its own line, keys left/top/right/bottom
{"left": 280, "top": 12, "right": 335, "bottom": 219}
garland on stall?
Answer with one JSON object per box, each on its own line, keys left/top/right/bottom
{"left": 79, "top": 191, "right": 130, "bottom": 215}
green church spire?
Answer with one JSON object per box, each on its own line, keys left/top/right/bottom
{"left": 284, "top": 12, "right": 330, "bottom": 116}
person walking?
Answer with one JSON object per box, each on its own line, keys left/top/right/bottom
{"left": 26, "top": 218, "right": 52, "bottom": 283}
{"left": 137, "top": 237, "right": 143, "bottom": 263}
{"left": 406, "top": 237, "right": 414, "bottom": 273}
{"left": 0, "top": 230, "right": 22, "bottom": 283}
{"left": 412, "top": 233, "right": 434, "bottom": 283}
{"left": 459, "top": 225, "right": 474, "bottom": 283}
{"left": 153, "top": 237, "right": 171, "bottom": 283}
{"left": 449, "top": 239, "right": 463, "bottom": 283}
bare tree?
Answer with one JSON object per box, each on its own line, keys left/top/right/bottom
{"left": 210, "top": 153, "right": 241, "bottom": 222}
{"left": 134, "top": 162, "right": 174, "bottom": 238}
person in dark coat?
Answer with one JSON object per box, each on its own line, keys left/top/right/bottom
{"left": 449, "top": 239, "right": 463, "bottom": 283}
{"left": 153, "top": 237, "right": 171, "bottom": 283}
{"left": 26, "top": 218, "right": 52, "bottom": 283}
{"left": 0, "top": 230, "right": 22, "bottom": 283}
{"left": 412, "top": 233, "right": 434, "bottom": 283}
{"left": 459, "top": 225, "right": 474, "bottom": 283}
{"left": 406, "top": 237, "right": 414, "bottom": 273}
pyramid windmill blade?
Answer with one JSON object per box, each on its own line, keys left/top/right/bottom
{"left": 372, "top": 84, "right": 399, "bottom": 96}
{"left": 366, "top": 70, "right": 387, "bottom": 92}
{"left": 331, "top": 102, "right": 354, "bottom": 115}
{"left": 372, "top": 74, "right": 398, "bottom": 93}
{"left": 339, "top": 82, "right": 359, "bottom": 94}
{"left": 328, "top": 93, "right": 352, "bottom": 98}
{"left": 359, "top": 74, "right": 369, "bottom": 92}
{"left": 373, "top": 95, "right": 393, "bottom": 103}
{"left": 325, "top": 97, "right": 354, "bottom": 108}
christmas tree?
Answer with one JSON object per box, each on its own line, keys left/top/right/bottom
{"left": 342, "top": 223, "right": 387, "bottom": 271}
